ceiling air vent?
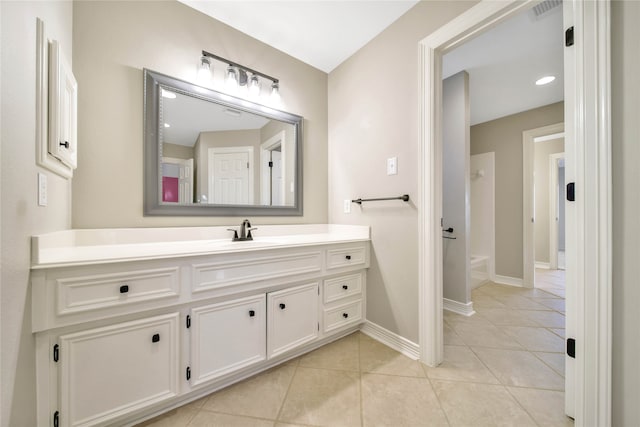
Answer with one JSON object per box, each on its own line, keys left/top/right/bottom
{"left": 530, "top": 0, "right": 562, "bottom": 20}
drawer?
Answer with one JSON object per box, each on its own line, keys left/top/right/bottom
{"left": 323, "top": 273, "right": 362, "bottom": 304}
{"left": 326, "top": 246, "right": 366, "bottom": 270}
{"left": 56, "top": 267, "right": 180, "bottom": 316}
{"left": 323, "top": 300, "right": 362, "bottom": 333}
{"left": 192, "top": 251, "right": 322, "bottom": 293}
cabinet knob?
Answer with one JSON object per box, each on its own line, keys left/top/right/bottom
{"left": 249, "top": 310, "right": 255, "bottom": 317}
{"left": 342, "top": 313, "right": 349, "bottom": 319}
{"left": 120, "top": 285, "right": 129, "bottom": 294}
{"left": 279, "top": 303, "right": 286, "bottom": 310}
{"left": 345, "top": 255, "right": 352, "bottom": 260}
{"left": 152, "top": 334, "right": 160, "bottom": 343}
{"left": 342, "top": 285, "right": 349, "bottom": 290}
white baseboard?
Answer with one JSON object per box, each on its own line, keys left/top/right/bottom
{"left": 494, "top": 275, "right": 524, "bottom": 287}
{"left": 443, "top": 298, "right": 475, "bottom": 316}
{"left": 360, "top": 321, "right": 420, "bottom": 360}
{"left": 535, "top": 262, "right": 551, "bottom": 269}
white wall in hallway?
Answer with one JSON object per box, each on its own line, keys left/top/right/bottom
{"left": 470, "top": 152, "right": 495, "bottom": 279}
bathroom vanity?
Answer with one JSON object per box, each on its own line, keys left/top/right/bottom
{"left": 31, "top": 224, "right": 369, "bottom": 427}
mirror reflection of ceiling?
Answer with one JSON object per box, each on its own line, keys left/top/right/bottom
{"left": 443, "top": 5, "right": 564, "bottom": 125}
{"left": 162, "top": 90, "right": 270, "bottom": 147}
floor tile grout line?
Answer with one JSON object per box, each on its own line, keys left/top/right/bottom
{"left": 503, "top": 382, "right": 545, "bottom": 427}
{"left": 273, "top": 357, "right": 299, "bottom": 424}
{"left": 424, "top": 374, "right": 453, "bottom": 426}
{"left": 358, "top": 332, "right": 364, "bottom": 427}
{"left": 195, "top": 408, "right": 279, "bottom": 424}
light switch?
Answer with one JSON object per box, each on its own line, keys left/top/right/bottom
{"left": 387, "top": 157, "right": 398, "bottom": 175}
{"left": 38, "top": 173, "right": 48, "bottom": 206}
{"left": 344, "top": 199, "right": 351, "bottom": 214}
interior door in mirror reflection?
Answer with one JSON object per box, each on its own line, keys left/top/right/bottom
{"left": 161, "top": 158, "right": 193, "bottom": 204}
{"left": 210, "top": 149, "right": 253, "bottom": 205}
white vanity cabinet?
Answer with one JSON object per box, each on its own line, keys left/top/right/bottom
{"left": 32, "top": 226, "right": 369, "bottom": 426}
{"left": 267, "top": 282, "right": 319, "bottom": 358}
{"left": 57, "top": 313, "right": 180, "bottom": 427}
{"left": 189, "top": 295, "right": 266, "bottom": 387}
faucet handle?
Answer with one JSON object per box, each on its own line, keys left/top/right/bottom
{"left": 227, "top": 228, "right": 239, "bottom": 240}
{"left": 246, "top": 227, "right": 257, "bottom": 240}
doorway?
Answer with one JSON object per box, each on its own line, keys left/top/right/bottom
{"left": 418, "top": 1, "right": 612, "bottom": 424}
{"left": 208, "top": 146, "right": 254, "bottom": 205}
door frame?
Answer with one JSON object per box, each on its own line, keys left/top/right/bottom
{"left": 418, "top": 1, "right": 612, "bottom": 426}
{"left": 260, "top": 131, "right": 287, "bottom": 205}
{"left": 522, "top": 123, "right": 565, "bottom": 287}
{"left": 549, "top": 152, "right": 565, "bottom": 270}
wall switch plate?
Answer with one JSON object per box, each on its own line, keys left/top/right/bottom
{"left": 38, "top": 173, "right": 48, "bottom": 206}
{"left": 387, "top": 157, "right": 398, "bottom": 175}
{"left": 344, "top": 199, "right": 351, "bottom": 214}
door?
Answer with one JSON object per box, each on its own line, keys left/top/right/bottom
{"left": 58, "top": 313, "right": 179, "bottom": 426}
{"left": 267, "top": 282, "right": 318, "bottom": 359}
{"left": 190, "top": 295, "right": 266, "bottom": 387}
{"left": 161, "top": 157, "right": 193, "bottom": 204}
{"left": 271, "top": 150, "right": 283, "bottom": 205}
{"left": 210, "top": 150, "right": 250, "bottom": 204}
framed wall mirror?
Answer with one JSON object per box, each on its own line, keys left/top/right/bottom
{"left": 144, "top": 69, "right": 303, "bottom": 216}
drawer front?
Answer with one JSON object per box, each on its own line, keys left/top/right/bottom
{"left": 56, "top": 267, "right": 180, "bottom": 316}
{"left": 58, "top": 313, "right": 180, "bottom": 427}
{"left": 192, "top": 251, "right": 322, "bottom": 293}
{"left": 326, "top": 246, "right": 366, "bottom": 270}
{"left": 324, "top": 300, "right": 363, "bottom": 333}
{"left": 323, "top": 273, "right": 363, "bottom": 304}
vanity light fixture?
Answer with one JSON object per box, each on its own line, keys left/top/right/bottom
{"left": 201, "top": 50, "right": 280, "bottom": 103}
{"left": 535, "top": 75, "right": 556, "bottom": 86}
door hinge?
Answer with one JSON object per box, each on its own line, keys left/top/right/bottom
{"left": 567, "top": 182, "right": 575, "bottom": 201}
{"left": 53, "top": 410, "right": 59, "bottom": 427}
{"left": 186, "top": 366, "right": 191, "bottom": 381}
{"left": 186, "top": 315, "right": 191, "bottom": 329}
{"left": 268, "top": 161, "right": 273, "bottom": 168}
{"left": 247, "top": 162, "right": 250, "bottom": 169}
{"left": 567, "top": 338, "right": 576, "bottom": 358}
{"left": 53, "top": 344, "right": 59, "bottom": 362}
{"left": 565, "top": 26, "right": 574, "bottom": 47}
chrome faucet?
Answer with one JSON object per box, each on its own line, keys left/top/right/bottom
{"left": 228, "top": 219, "right": 257, "bottom": 241}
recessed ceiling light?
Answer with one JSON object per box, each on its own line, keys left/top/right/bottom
{"left": 164, "top": 123, "right": 170, "bottom": 128}
{"left": 535, "top": 75, "right": 556, "bottom": 86}
{"left": 161, "top": 88, "right": 177, "bottom": 99}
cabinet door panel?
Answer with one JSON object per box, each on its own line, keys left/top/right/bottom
{"left": 268, "top": 283, "right": 318, "bottom": 358}
{"left": 190, "top": 295, "right": 266, "bottom": 386}
{"left": 59, "top": 313, "right": 179, "bottom": 427}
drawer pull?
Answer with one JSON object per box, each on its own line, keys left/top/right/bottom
{"left": 119, "top": 285, "right": 129, "bottom": 294}
{"left": 279, "top": 303, "right": 286, "bottom": 310}
{"left": 342, "top": 285, "right": 349, "bottom": 290}
{"left": 152, "top": 333, "right": 160, "bottom": 343}
{"left": 342, "top": 313, "right": 349, "bottom": 318}
{"left": 345, "top": 255, "right": 352, "bottom": 260}
{"left": 249, "top": 310, "right": 256, "bottom": 317}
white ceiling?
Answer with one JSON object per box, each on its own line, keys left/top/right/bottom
{"left": 177, "top": 0, "right": 564, "bottom": 126}
{"left": 178, "top": 0, "right": 419, "bottom": 73}
{"left": 443, "top": 5, "right": 564, "bottom": 125}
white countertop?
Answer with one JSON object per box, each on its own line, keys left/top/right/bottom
{"left": 31, "top": 224, "right": 370, "bottom": 269}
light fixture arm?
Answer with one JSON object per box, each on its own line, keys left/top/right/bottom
{"left": 202, "top": 50, "right": 279, "bottom": 84}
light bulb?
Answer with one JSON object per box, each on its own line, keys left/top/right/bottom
{"left": 270, "top": 82, "right": 281, "bottom": 104}
{"left": 249, "top": 75, "right": 260, "bottom": 98}
{"left": 226, "top": 66, "right": 238, "bottom": 91}
{"left": 535, "top": 75, "right": 555, "bottom": 86}
{"left": 197, "top": 56, "right": 212, "bottom": 83}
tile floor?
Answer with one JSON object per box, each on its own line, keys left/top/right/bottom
{"left": 138, "top": 280, "right": 572, "bottom": 427}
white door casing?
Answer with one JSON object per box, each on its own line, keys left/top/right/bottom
{"left": 260, "top": 131, "right": 286, "bottom": 205}
{"left": 549, "top": 152, "right": 565, "bottom": 270}
{"left": 418, "top": 0, "right": 612, "bottom": 425}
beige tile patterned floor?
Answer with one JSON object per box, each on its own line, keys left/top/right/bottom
{"left": 138, "top": 280, "right": 572, "bottom": 426}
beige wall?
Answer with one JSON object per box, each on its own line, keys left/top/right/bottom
{"left": 612, "top": 1, "right": 640, "bottom": 424}
{"left": 162, "top": 142, "right": 194, "bottom": 160}
{"left": 72, "top": 1, "right": 327, "bottom": 228}
{"left": 534, "top": 138, "right": 564, "bottom": 264}
{"left": 328, "top": 1, "right": 477, "bottom": 343}
{"left": 470, "top": 102, "right": 564, "bottom": 279}
{"left": 0, "top": 2, "right": 73, "bottom": 426}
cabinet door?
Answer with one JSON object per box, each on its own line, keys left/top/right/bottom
{"left": 267, "top": 283, "right": 318, "bottom": 358}
{"left": 190, "top": 295, "right": 266, "bottom": 386}
{"left": 58, "top": 313, "right": 179, "bottom": 427}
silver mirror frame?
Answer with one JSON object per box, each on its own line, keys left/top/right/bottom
{"left": 144, "top": 69, "right": 303, "bottom": 216}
